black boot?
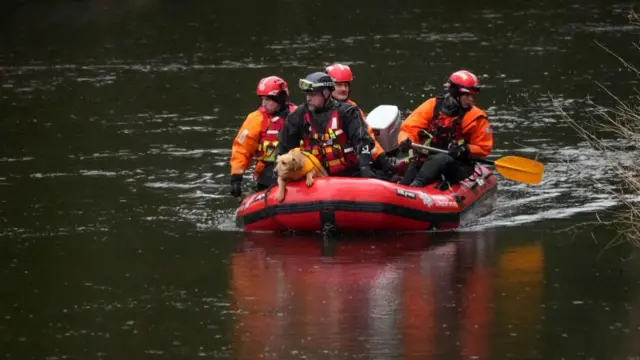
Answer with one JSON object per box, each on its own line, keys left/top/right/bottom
{"left": 400, "top": 160, "right": 421, "bottom": 186}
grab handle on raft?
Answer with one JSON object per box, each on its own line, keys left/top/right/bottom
{"left": 411, "top": 143, "right": 545, "bottom": 185}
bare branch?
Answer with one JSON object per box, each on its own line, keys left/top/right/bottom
{"left": 594, "top": 40, "right": 640, "bottom": 77}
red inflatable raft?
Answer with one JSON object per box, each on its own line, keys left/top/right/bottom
{"left": 235, "top": 164, "right": 498, "bottom": 232}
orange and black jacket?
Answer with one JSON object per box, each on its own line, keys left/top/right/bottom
{"left": 398, "top": 96, "right": 493, "bottom": 157}
{"left": 230, "top": 103, "right": 295, "bottom": 177}
{"left": 275, "top": 100, "right": 376, "bottom": 171}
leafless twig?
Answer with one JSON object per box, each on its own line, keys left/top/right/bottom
{"left": 551, "top": 13, "right": 640, "bottom": 247}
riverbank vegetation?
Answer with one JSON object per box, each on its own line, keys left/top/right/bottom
{"left": 554, "top": 11, "right": 640, "bottom": 248}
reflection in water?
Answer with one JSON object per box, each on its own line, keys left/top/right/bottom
{"left": 229, "top": 231, "right": 544, "bottom": 359}
{"left": 494, "top": 242, "right": 544, "bottom": 358}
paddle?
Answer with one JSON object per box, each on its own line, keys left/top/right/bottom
{"left": 411, "top": 143, "right": 545, "bottom": 185}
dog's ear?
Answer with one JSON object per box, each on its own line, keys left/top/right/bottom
{"left": 291, "top": 156, "right": 303, "bottom": 171}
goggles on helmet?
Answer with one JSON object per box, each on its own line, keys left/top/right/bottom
{"left": 298, "top": 79, "right": 334, "bottom": 92}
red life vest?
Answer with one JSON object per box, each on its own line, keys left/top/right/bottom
{"left": 256, "top": 103, "right": 296, "bottom": 163}
{"left": 301, "top": 109, "right": 359, "bottom": 175}
{"left": 421, "top": 96, "right": 483, "bottom": 150}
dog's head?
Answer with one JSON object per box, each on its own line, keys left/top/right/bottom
{"left": 274, "top": 151, "right": 304, "bottom": 177}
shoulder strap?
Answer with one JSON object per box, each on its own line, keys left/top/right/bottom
{"left": 259, "top": 111, "right": 271, "bottom": 134}
{"left": 432, "top": 95, "right": 445, "bottom": 121}
{"left": 329, "top": 109, "right": 342, "bottom": 131}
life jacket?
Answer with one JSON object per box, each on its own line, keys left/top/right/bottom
{"left": 419, "top": 96, "right": 485, "bottom": 150}
{"left": 301, "top": 109, "right": 359, "bottom": 175}
{"left": 256, "top": 103, "right": 296, "bottom": 163}
{"left": 279, "top": 148, "right": 328, "bottom": 181}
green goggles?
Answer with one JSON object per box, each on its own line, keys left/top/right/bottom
{"left": 298, "top": 79, "right": 334, "bottom": 92}
{"left": 298, "top": 79, "right": 315, "bottom": 91}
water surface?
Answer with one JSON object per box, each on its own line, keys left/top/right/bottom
{"left": 2, "top": 0, "right": 640, "bottom": 358}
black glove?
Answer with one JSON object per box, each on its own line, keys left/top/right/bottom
{"left": 358, "top": 152, "right": 375, "bottom": 178}
{"left": 229, "top": 174, "right": 243, "bottom": 197}
{"left": 374, "top": 153, "right": 395, "bottom": 174}
{"left": 359, "top": 165, "right": 376, "bottom": 178}
{"left": 448, "top": 143, "right": 470, "bottom": 159}
{"left": 398, "top": 138, "right": 412, "bottom": 152}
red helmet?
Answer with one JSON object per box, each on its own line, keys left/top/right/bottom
{"left": 445, "top": 70, "right": 480, "bottom": 95}
{"left": 325, "top": 63, "right": 353, "bottom": 82}
{"left": 256, "top": 76, "right": 289, "bottom": 98}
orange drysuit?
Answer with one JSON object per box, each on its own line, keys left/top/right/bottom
{"left": 398, "top": 97, "right": 493, "bottom": 157}
{"left": 230, "top": 103, "right": 296, "bottom": 178}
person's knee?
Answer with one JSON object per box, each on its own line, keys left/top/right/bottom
{"left": 430, "top": 152, "right": 455, "bottom": 165}
{"left": 399, "top": 160, "right": 421, "bottom": 185}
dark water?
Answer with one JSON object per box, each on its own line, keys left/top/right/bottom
{"left": 3, "top": 224, "right": 640, "bottom": 359}
{"left": 2, "top": 0, "right": 640, "bottom": 358}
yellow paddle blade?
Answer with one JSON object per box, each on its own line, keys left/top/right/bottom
{"left": 493, "top": 156, "right": 545, "bottom": 184}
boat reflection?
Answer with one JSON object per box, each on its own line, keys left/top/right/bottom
{"left": 229, "top": 230, "right": 543, "bottom": 359}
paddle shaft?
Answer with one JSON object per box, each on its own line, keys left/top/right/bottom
{"left": 411, "top": 143, "right": 494, "bottom": 165}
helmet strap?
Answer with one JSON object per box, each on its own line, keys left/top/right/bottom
{"left": 322, "top": 89, "right": 332, "bottom": 107}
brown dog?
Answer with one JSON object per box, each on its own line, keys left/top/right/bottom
{"left": 273, "top": 148, "right": 328, "bottom": 202}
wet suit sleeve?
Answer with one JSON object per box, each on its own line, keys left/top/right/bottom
{"left": 230, "top": 111, "right": 262, "bottom": 175}
{"left": 465, "top": 116, "right": 493, "bottom": 157}
{"left": 343, "top": 105, "right": 376, "bottom": 163}
{"left": 398, "top": 98, "right": 436, "bottom": 144}
{"left": 275, "top": 107, "right": 305, "bottom": 157}
{"left": 347, "top": 99, "right": 384, "bottom": 159}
